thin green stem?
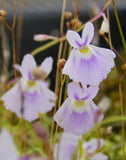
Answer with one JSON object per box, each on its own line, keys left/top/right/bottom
{"left": 62, "top": 40, "right": 68, "bottom": 59}
{"left": 106, "top": 0, "right": 112, "bottom": 49}
{"left": 60, "top": 0, "right": 67, "bottom": 36}
{"left": 119, "top": 74, "right": 126, "bottom": 160}
{"left": 12, "top": 0, "right": 16, "bottom": 30}
{"left": 53, "top": 76, "right": 65, "bottom": 156}
{"left": 50, "top": 1, "right": 67, "bottom": 159}
{"left": 103, "top": 35, "right": 126, "bottom": 63}
{"left": 63, "top": 46, "right": 71, "bottom": 101}
{"left": 78, "top": 139, "right": 83, "bottom": 160}
{"left": 31, "top": 37, "right": 66, "bottom": 56}
{"left": 31, "top": 40, "right": 60, "bottom": 56}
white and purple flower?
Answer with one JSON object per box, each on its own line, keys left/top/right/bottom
{"left": 54, "top": 132, "right": 108, "bottom": 160}
{"left": 54, "top": 132, "right": 81, "bottom": 160}
{"left": 54, "top": 82, "right": 103, "bottom": 135}
{"left": 63, "top": 22, "right": 116, "bottom": 86}
{"left": 1, "top": 54, "right": 56, "bottom": 122}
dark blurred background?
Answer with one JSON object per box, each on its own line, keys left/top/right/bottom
{"left": 0, "top": 0, "right": 126, "bottom": 86}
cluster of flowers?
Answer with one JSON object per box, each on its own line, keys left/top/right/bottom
{"left": 1, "top": 22, "right": 116, "bottom": 159}
{"left": 54, "top": 132, "right": 108, "bottom": 160}
{"left": 53, "top": 22, "right": 116, "bottom": 159}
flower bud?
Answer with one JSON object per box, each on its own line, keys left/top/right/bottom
{"left": 99, "top": 18, "right": 109, "bottom": 35}
{"left": 105, "top": 126, "right": 112, "bottom": 135}
{"left": 32, "top": 66, "right": 47, "bottom": 80}
{"left": 70, "top": 18, "right": 82, "bottom": 28}
{"left": 66, "top": 21, "right": 70, "bottom": 28}
{"left": 0, "top": 10, "right": 7, "bottom": 17}
{"left": 57, "top": 59, "right": 66, "bottom": 69}
{"left": 64, "top": 11, "right": 73, "bottom": 20}
{"left": 122, "top": 63, "right": 126, "bottom": 71}
{"left": 33, "top": 34, "right": 57, "bottom": 42}
{"left": 33, "top": 34, "right": 49, "bottom": 41}
{"left": 0, "top": 16, "right": 4, "bottom": 21}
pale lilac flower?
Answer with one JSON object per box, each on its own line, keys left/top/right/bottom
{"left": 1, "top": 54, "right": 56, "bottom": 122}
{"left": 84, "top": 139, "right": 107, "bottom": 160}
{"left": 63, "top": 22, "right": 116, "bottom": 86}
{"left": 54, "top": 132, "right": 108, "bottom": 160}
{"left": 54, "top": 132, "right": 81, "bottom": 160}
{"left": 54, "top": 82, "right": 103, "bottom": 135}
{"left": 0, "top": 129, "right": 18, "bottom": 160}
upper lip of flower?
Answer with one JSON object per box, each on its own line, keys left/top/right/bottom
{"left": 75, "top": 35, "right": 89, "bottom": 49}
{"left": 66, "top": 22, "right": 94, "bottom": 49}
{"left": 74, "top": 92, "right": 91, "bottom": 101}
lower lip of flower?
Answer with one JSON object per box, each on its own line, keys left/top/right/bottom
{"left": 74, "top": 100, "right": 85, "bottom": 107}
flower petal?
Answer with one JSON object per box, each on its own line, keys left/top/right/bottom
{"left": 63, "top": 44, "right": 116, "bottom": 86}
{"left": 66, "top": 30, "right": 82, "bottom": 48}
{"left": 82, "top": 22, "right": 94, "bottom": 45}
{"left": 0, "top": 129, "right": 18, "bottom": 160}
{"left": 54, "top": 99, "right": 103, "bottom": 135}
{"left": 90, "top": 153, "right": 108, "bottom": 160}
{"left": 40, "top": 57, "right": 53, "bottom": 77}
{"left": 62, "top": 49, "right": 81, "bottom": 80}
{"left": 85, "top": 139, "right": 105, "bottom": 154}
{"left": 20, "top": 54, "right": 36, "bottom": 79}
{"left": 1, "top": 83, "right": 22, "bottom": 118}
{"left": 23, "top": 83, "right": 56, "bottom": 122}
{"left": 54, "top": 98, "right": 71, "bottom": 124}
{"left": 14, "top": 64, "right": 21, "bottom": 73}
{"left": 54, "top": 132, "right": 81, "bottom": 160}
{"left": 82, "top": 86, "right": 99, "bottom": 100}
{"left": 67, "top": 82, "right": 84, "bottom": 100}
{"left": 2, "top": 81, "right": 56, "bottom": 122}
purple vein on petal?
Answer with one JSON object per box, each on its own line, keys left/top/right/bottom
{"left": 28, "top": 71, "right": 32, "bottom": 80}
{"left": 83, "top": 35, "right": 88, "bottom": 46}
{"left": 75, "top": 40, "right": 82, "bottom": 48}
{"left": 82, "top": 92, "right": 91, "bottom": 100}
{"left": 74, "top": 93, "right": 79, "bottom": 100}
{"left": 86, "top": 144, "right": 92, "bottom": 150}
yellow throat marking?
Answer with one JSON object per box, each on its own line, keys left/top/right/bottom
{"left": 74, "top": 100, "right": 85, "bottom": 107}
{"left": 27, "top": 80, "right": 36, "bottom": 87}
{"left": 79, "top": 46, "right": 89, "bottom": 54}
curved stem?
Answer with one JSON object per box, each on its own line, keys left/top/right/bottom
{"left": 60, "top": 0, "right": 67, "bottom": 36}
{"left": 50, "top": 1, "right": 67, "bottom": 158}
{"left": 103, "top": 35, "right": 126, "bottom": 63}
{"left": 31, "top": 37, "right": 66, "bottom": 56}
{"left": 12, "top": 0, "right": 16, "bottom": 30}
{"left": 106, "top": 0, "right": 112, "bottom": 49}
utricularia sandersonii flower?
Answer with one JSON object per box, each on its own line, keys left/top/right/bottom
{"left": 54, "top": 82, "right": 103, "bottom": 135}
{"left": 54, "top": 132, "right": 108, "bottom": 160}
{"left": 1, "top": 54, "right": 56, "bottom": 122}
{"left": 63, "top": 22, "right": 116, "bottom": 86}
